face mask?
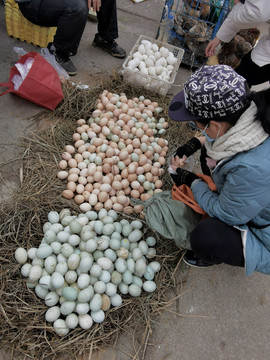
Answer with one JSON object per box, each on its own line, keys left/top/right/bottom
{"left": 199, "top": 123, "right": 220, "bottom": 143}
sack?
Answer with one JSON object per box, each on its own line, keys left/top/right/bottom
{"left": 172, "top": 174, "right": 217, "bottom": 215}
{"left": 0, "top": 51, "right": 63, "bottom": 110}
{"left": 132, "top": 191, "right": 202, "bottom": 250}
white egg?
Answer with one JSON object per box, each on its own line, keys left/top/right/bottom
{"left": 60, "top": 301, "right": 76, "bottom": 315}
{"left": 29, "top": 265, "right": 43, "bottom": 282}
{"left": 27, "top": 248, "right": 37, "bottom": 260}
{"left": 39, "top": 275, "right": 52, "bottom": 289}
{"left": 79, "top": 256, "right": 93, "bottom": 273}
{"left": 160, "top": 46, "right": 170, "bottom": 58}
{"left": 15, "top": 247, "right": 28, "bottom": 264}
{"left": 99, "top": 270, "right": 111, "bottom": 283}
{"left": 144, "top": 265, "right": 155, "bottom": 281}
{"left": 65, "top": 270, "right": 77, "bottom": 284}
{"left": 35, "top": 284, "right": 49, "bottom": 299}
{"left": 128, "top": 284, "right": 141, "bottom": 297}
{"left": 110, "top": 293, "right": 123, "bottom": 307}
{"left": 111, "top": 271, "right": 122, "bottom": 285}
{"left": 91, "top": 309, "right": 105, "bottom": 323}
{"left": 76, "top": 302, "right": 90, "bottom": 315}
{"left": 148, "top": 66, "right": 156, "bottom": 76}
{"left": 143, "top": 280, "right": 157, "bottom": 293}
{"left": 45, "top": 306, "right": 61, "bottom": 322}
{"left": 118, "top": 282, "right": 129, "bottom": 295}
{"left": 146, "top": 236, "right": 156, "bottom": 246}
{"left": 77, "top": 274, "right": 90, "bottom": 289}
{"left": 115, "top": 258, "right": 127, "bottom": 273}
{"left": 21, "top": 263, "right": 32, "bottom": 277}
{"left": 77, "top": 285, "right": 94, "bottom": 302}
{"left": 36, "top": 245, "right": 53, "bottom": 259}
{"left": 44, "top": 255, "right": 57, "bottom": 274}
{"left": 133, "top": 51, "right": 143, "bottom": 60}
{"left": 51, "top": 272, "right": 65, "bottom": 288}
{"left": 127, "top": 59, "right": 137, "bottom": 69}
{"left": 80, "top": 202, "right": 92, "bottom": 212}
{"left": 94, "top": 280, "right": 106, "bottom": 294}
{"left": 48, "top": 211, "right": 60, "bottom": 224}
{"left": 66, "top": 313, "right": 79, "bottom": 329}
{"left": 78, "top": 314, "right": 93, "bottom": 330}
{"left": 167, "top": 55, "right": 177, "bottom": 65}
{"left": 53, "top": 319, "right": 69, "bottom": 336}
{"left": 105, "top": 282, "right": 117, "bottom": 296}
{"left": 155, "top": 65, "right": 163, "bottom": 75}
{"left": 45, "top": 291, "right": 59, "bottom": 307}
{"left": 67, "top": 253, "right": 80, "bottom": 270}
{"left": 97, "top": 257, "right": 112, "bottom": 270}
{"left": 149, "top": 261, "right": 161, "bottom": 273}
{"left": 128, "top": 229, "right": 143, "bottom": 243}
{"left": 138, "top": 44, "right": 146, "bottom": 54}
{"left": 135, "top": 258, "right": 146, "bottom": 277}
{"left": 90, "top": 293, "right": 102, "bottom": 311}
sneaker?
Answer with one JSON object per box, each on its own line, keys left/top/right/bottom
{"left": 93, "top": 34, "right": 126, "bottom": 58}
{"left": 48, "top": 42, "right": 77, "bottom": 76}
{"left": 55, "top": 54, "right": 77, "bottom": 76}
{"left": 183, "top": 250, "right": 215, "bottom": 268}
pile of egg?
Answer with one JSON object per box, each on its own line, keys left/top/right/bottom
{"left": 57, "top": 90, "right": 169, "bottom": 214}
{"left": 15, "top": 208, "right": 161, "bottom": 336}
{"left": 126, "top": 39, "right": 178, "bottom": 82}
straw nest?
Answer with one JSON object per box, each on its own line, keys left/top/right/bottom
{"left": 0, "top": 73, "right": 196, "bottom": 360}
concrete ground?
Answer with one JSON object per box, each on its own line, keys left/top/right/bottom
{"left": 1, "top": 1, "right": 270, "bottom": 359}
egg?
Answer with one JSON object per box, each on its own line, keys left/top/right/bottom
{"left": 45, "top": 306, "right": 61, "bottom": 322}
{"left": 15, "top": 247, "right": 28, "bottom": 264}
{"left": 78, "top": 314, "right": 93, "bottom": 330}
{"left": 128, "top": 284, "right": 141, "bottom": 297}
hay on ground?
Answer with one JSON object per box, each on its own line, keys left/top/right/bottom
{"left": 0, "top": 74, "right": 196, "bottom": 359}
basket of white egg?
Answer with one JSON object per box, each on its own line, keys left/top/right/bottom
{"left": 122, "top": 35, "right": 184, "bottom": 96}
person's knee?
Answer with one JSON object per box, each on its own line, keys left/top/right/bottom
{"left": 67, "top": 0, "right": 88, "bottom": 18}
{"left": 190, "top": 218, "right": 216, "bottom": 254}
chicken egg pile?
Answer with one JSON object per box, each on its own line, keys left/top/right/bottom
{"left": 57, "top": 90, "right": 169, "bottom": 214}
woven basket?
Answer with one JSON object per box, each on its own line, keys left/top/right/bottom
{"left": 5, "top": 0, "right": 57, "bottom": 48}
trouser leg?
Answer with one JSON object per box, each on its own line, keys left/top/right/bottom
{"left": 96, "top": 0, "right": 118, "bottom": 41}
{"left": 190, "top": 217, "right": 245, "bottom": 267}
{"left": 19, "top": 0, "right": 88, "bottom": 56}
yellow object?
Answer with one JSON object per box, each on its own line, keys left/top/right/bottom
{"left": 5, "top": 0, "right": 57, "bottom": 48}
{"left": 207, "top": 55, "right": 219, "bottom": 65}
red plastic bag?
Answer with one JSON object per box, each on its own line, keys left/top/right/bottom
{"left": 0, "top": 51, "right": 63, "bottom": 110}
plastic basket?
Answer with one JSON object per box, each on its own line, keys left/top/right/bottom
{"left": 157, "top": 0, "right": 231, "bottom": 68}
{"left": 122, "top": 35, "right": 184, "bottom": 96}
{"left": 5, "top": 0, "right": 57, "bottom": 48}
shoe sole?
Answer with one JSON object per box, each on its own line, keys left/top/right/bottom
{"left": 183, "top": 257, "right": 213, "bottom": 268}
{"left": 93, "top": 42, "right": 126, "bottom": 59}
{"left": 67, "top": 71, "right": 77, "bottom": 76}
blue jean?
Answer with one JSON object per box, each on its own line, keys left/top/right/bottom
{"left": 19, "top": 0, "right": 118, "bottom": 56}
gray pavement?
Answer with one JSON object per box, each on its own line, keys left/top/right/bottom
{"left": 1, "top": 1, "right": 270, "bottom": 359}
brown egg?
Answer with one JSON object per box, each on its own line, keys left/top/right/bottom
{"left": 102, "top": 175, "right": 112, "bottom": 184}
{"left": 140, "top": 193, "right": 151, "bottom": 201}
{"left": 117, "top": 195, "right": 128, "bottom": 205}
{"left": 160, "top": 150, "right": 167, "bottom": 158}
{"left": 67, "top": 181, "right": 76, "bottom": 192}
{"left": 84, "top": 183, "right": 93, "bottom": 192}
{"left": 138, "top": 155, "right": 148, "bottom": 166}
{"left": 82, "top": 191, "right": 90, "bottom": 201}
{"left": 158, "top": 157, "right": 166, "bottom": 166}
{"left": 78, "top": 176, "right": 87, "bottom": 185}
{"left": 121, "top": 104, "right": 129, "bottom": 113}
{"left": 93, "top": 182, "right": 101, "bottom": 189}
{"left": 62, "top": 152, "right": 72, "bottom": 161}
{"left": 97, "top": 103, "right": 105, "bottom": 110}
{"left": 121, "top": 168, "right": 129, "bottom": 178}
{"left": 138, "top": 185, "right": 145, "bottom": 194}
{"left": 153, "top": 161, "right": 161, "bottom": 168}
{"left": 144, "top": 99, "right": 151, "bottom": 106}
{"left": 128, "top": 173, "right": 137, "bottom": 183}
{"left": 119, "top": 150, "right": 129, "bottom": 161}
{"left": 124, "top": 187, "right": 131, "bottom": 195}
{"left": 123, "top": 206, "right": 134, "bottom": 214}
{"left": 73, "top": 133, "right": 81, "bottom": 141}
{"left": 131, "top": 127, "right": 137, "bottom": 136}
{"left": 121, "top": 179, "right": 130, "bottom": 189}
{"left": 92, "top": 189, "right": 100, "bottom": 196}
{"left": 131, "top": 181, "right": 140, "bottom": 190}
{"left": 155, "top": 180, "right": 163, "bottom": 189}
{"left": 157, "top": 138, "right": 166, "bottom": 147}
{"left": 120, "top": 95, "right": 127, "bottom": 103}
{"left": 68, "top": 173, "right": 79, "bottom": 182}
{"left": 109, "top": 189, "right": 116, "bottom": 197}
{"left": 130, "top": 189, "right": 140, "bottom": 199}
{"left": 134, "top": 204, "right": 144, "bottom": 214}
{"left": 151, "top": 166, "right": 159, "bottom": 176}
{"left": 104, "top": 199, "right": 113, "bottom": 210}
{"left": 93, "top": 171, "right": 103, "bottom": 182}
{"left": 143, "top": 163, "right": 152, "bottom": 173}
{"left": 87, "top": 175, "right": 94, "bottom": 183}
{"left": 136, "top": 128, "right": 144, "bottom": 138}
{"left": 76, "top": 184, "right": 85, "bottom": 194}
{"left": 127, "top": 108, "right": 135, "bottom": 117}
{"left": 158, "top": 168, "right": 164, "bottom": 176}
{"left": 76, "top": 126, "right": 85, "bottom": 134}
{"left": 136, "top": 166, "right": 144, "bottom": 175}
{"left": 94, "top": 202, "right": 104, "bottom": 211}
{"left": 59, "top": 160, "right": 68, "bottom": 170}
{"left": 99, "top": 191, "right": 109, "bottom": 203}
{"left": 62, "top": 190, "right": 74, "bottom": 199}
{"left": 146, "top": 128, "right": 154, "bottom": 137}
{"left": 112, "top": 181, "right": 122, "bottom": 191}
{"left": 124, "top": 158, "right": 131, "bottom": 166}
{"left": 126, "top": 144, "right": 134, "bottom": 153}
{"left": 145, "top": 172, "right": 153, "bottom": 183}
{"left": 138, "top": 103, "right": 145, "bottom": 111}
{"left": 74, "top": 194, "right": 85, "bottom": 204}
{"left": 77, "top": 145, "right": 86, "bottom": 154}
{"left": 113, "top": 203, "right": 124, "bottom": 212}
{"left": 69, "top": 168, "right": 80, "bottom": 175}
{"left": 144, "top": 150, "right": 153, "bottom": 159}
